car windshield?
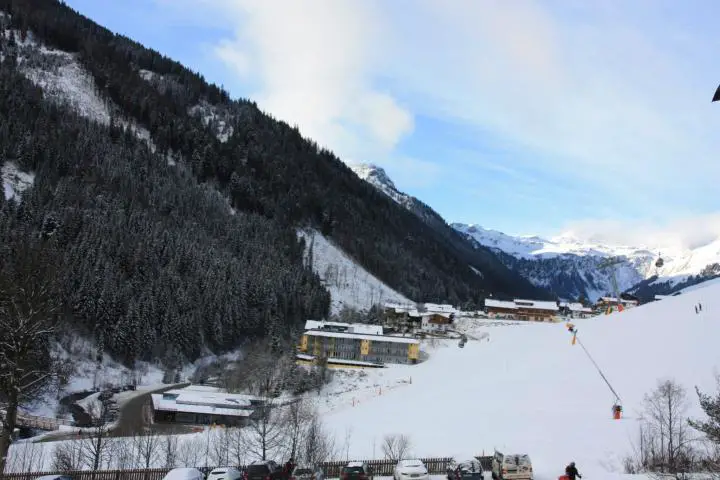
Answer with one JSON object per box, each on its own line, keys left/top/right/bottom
{"left": 212, "top": 471, "right": 227, "bottom": 475}
{"left": 295, "top": 469, "right": 313, "bottom": 475}
{"left": 343, "top": 467, "right": 364, "bottom": 473}
{"left": 248, "top": 466, "right": 269, "bottom": 474}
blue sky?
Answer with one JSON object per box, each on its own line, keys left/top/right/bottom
{"left": 65, "top": 0, "right": 720, "bottom": 242}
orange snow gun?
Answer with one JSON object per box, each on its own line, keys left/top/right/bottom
{"left": 559, "top": 476, "right": 570, "bottom": 480}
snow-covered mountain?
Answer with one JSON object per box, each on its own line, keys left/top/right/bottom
{"left": 453, "top": 223, "right": 720, "bottom": 301}
{"left": 349, "top": 162, "right": 447, "bottom": 229}
{"left": 349, "top": 162, "right": 720, "bottom": 302}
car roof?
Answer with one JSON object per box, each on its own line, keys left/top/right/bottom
{"left": 347, "top": 461, "right": 365, "bottom": 467}
{"left": 399, "top": 459, "right": 423, "bottom": 466}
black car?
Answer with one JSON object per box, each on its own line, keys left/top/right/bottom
{"left": 244, "top": 461, "right": 284, "bottom": 480}
{"left": 340, "top": 461, "right": 374, "bottom": 480}
{"left": 447, "top": 460, "right": 483, "bottom": 480}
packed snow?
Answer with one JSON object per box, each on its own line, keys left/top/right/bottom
{"left": 1, "top": 161, "right": 34, "bottom": 201}
{"left": 322, "top": 280, "right": 720, "bottom": 478}
{"left": 298, "top": 228, "right": 413, "bottom": 314}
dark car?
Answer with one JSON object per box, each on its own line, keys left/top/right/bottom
{"left": 340, "top": 461, "right": 374, "bottom": 480}
{"left": 244, "top": 461, "right": 284, "bottom": 480}
{"left": 447, "top": 460, "right": 483, "bottom": 480}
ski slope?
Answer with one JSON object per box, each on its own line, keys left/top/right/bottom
{"left": 323, "top": 282, "right": 719, "bottom": 479}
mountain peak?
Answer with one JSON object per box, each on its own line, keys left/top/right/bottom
{"left": 349, "top": 162, "right": 398, "bottom": 193}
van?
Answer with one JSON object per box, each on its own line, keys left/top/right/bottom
{"left": 491, "top": 450, "right": 533, "bottom": 480}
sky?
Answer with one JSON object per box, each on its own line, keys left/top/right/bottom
{"left": 65, "top": 0, "right": 720, "bottom": 242}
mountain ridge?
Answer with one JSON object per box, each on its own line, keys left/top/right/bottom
{"left": 350, "top": 163, "right": 720, "bottom": 301}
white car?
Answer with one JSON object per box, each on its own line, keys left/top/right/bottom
{"left": 394, "top": 459, "right": 430, "bottom": 480}
{"left": 162, "top": 468, "right": 206, "bottom": 480}
{"left": 208, "top": 467, "right": 244, "bottom": 480}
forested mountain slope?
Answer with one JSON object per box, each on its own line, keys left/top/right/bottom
{"left": 0, "top": 0, "right": 546, "bottom": 365}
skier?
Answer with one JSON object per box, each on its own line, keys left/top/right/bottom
{"left": 565, "top": 462, "right": 582, "bottom": 480}
{"left": 695, "top": 305, "right": 699, "bottom": 314}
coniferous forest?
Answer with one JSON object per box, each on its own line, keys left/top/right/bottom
{"left": 0, "top": 0, "right": 548, "bottom": 365}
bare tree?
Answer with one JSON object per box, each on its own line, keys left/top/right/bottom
{"left": 301, "top": 411, "right": 336, "bottom": 466}
{"left": 229, "top": 428, "right": 248, "bottom": 467}
{"left": 5, "top": 441, "right": 47, "bottom": 473}
{"left": 243, "top": 348, "right": 288, "bottom": 460}
{"left": 381, "top": 434, "right": 413, "bottom": 462}
{"left": 78, "top": 400, "right": 114, "bottom": 470}
{"left": 177, "top": 435, "right": 204, "bottom": 467}
{"left": 162, "top": 432, "right": 180, "bottom": 469}
{"left": 284, "top": 399, "right": 313, "bottom": 460}
{"left": 210, "top": 427, "right": 233, "bottom": 467}
{"left": 134, "top": 428, "right": 163, "bottom": 468}
{"left": 110, "top": 437, "right": 135, "bottom": 470}
{"left": 634, "top": 379, "right": 697, "bottom": 478}
{"left": 0, "top": 243, "right": 72, "bottom": 474}
{"left": 52, "top": 441, "right": 84, "bottom": 472}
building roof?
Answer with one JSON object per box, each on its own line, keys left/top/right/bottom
{"left": 513, "top": 299, "right": 559, "bottom": 311}
{"left": 599, "top": 297, "right": 638, "bottom": 304}
{"left": 304, "top": 319, "right": 383, "bottom": 335}
{"left": 151, "top": 394, "right": 255, "bottom": 417}
{"left": 563, "top": 302, "right": 593, "bottom": 313}
{"left": 484, "top": 299, "right": 517, "bottom": 310}
{"left": 422, "top": 303, "right": 458, "bottom": 313}
{"left": 303, "top": 329, "right": 419, "bottom": 344}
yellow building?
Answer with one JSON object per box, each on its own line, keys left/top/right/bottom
{"left": 297, "top": 330, "right": 420, "bottom": 365}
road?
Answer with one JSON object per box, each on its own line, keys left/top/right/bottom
{"left": 36, "top": 382, "right": 191, "bottom": 442}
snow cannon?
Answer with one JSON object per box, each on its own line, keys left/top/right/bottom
{"left": 558, "top": 476, "right": 570, "bottom": 480}
{"left": 612, "top": 404, "right": 623, "bottom": 420}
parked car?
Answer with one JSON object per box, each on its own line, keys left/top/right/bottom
{"left": 290, "top": 465, "right": 324, "bottom": 480}
{"left": 393, "top": 459, "right": 429, "bottom": 480}
{"left": 446, "top": 460, "right": 483, "bottom": 480}
{"left": 244, "top": 460, "right": 284, "bottom": 480}
{"left": 208, "top": 467, "right": 244, "bottom": 480}
{"left": 162, "top": 468, "right": 205, "bottom": 480}
{"left": 491, "top": 451, "right": 533, "bottom": 480}
{"left": 340, "top": 461, "right": 374, "bottom": 480}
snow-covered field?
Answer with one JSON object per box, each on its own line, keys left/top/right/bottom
{"left": 299, "top": 228, "right": 412, "bottom": 314}
{"left": 9, "top": 281, "right": 718, "bottom": 479}
{"left": 322, "top": 280, "right": 719, "bottom": 478}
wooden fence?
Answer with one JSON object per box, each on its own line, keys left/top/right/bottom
{"left": 2, "top": 457, "right": 457, "bottom": 480}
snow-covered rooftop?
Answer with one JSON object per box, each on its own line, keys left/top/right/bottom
{"left": 303, "top": 330, "right": 419, "bottom": 344}
{"left": 484, "top": 299, "right": 517, "bottom": 310}
{"left": 151, "top": 394, "right": 254, "bottom": 417}
{"left": 304, "top": 319, "right": 383, "bottom": 335}
{"left": 513, "top": 299, "right": 559, "bottom": 311}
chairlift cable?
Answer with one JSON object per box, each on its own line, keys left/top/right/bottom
{"left": 575, "top": 335, "right": 622, "bottom": 404}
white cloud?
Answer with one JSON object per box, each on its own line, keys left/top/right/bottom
{"left": 205, "top": 0, "right": 414, "bottom": 172}
{"left": 559, "top": 213, "right": 720, "bottom": 251}
{"left": 157, "top": 0, "right": 720, "bottom": 227}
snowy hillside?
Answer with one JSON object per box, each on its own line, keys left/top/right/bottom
{"left": 2, "top": 161, "right": 34, "bottom": 201}
{"left": 454, "top": 223, "right": 720, "bottom": 301}
{"left": 323, "top": 280, "right": 720, "bottom": 479}
{"left": 298, "top": 229, "right": 413, "bottom": 314}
